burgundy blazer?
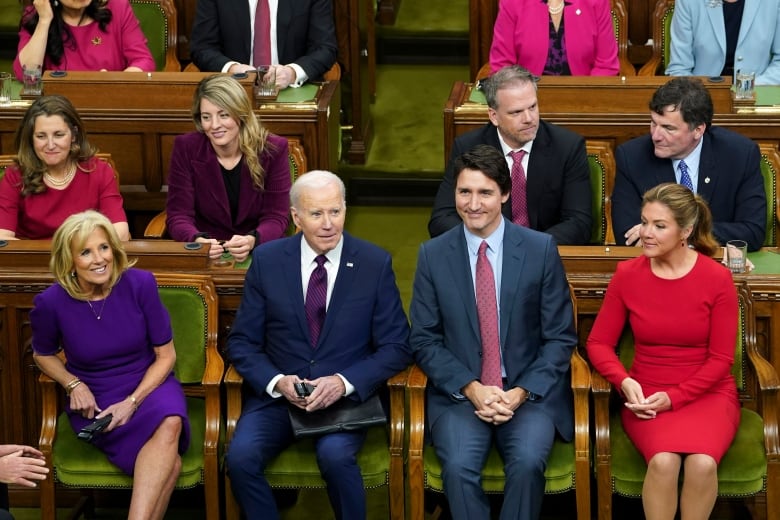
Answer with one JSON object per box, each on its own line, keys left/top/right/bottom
{"left": 489, "top": 0, "right": 619, "bottom": 76}
{"left": 166, "top": 132, "right": 291, "bottom": 243}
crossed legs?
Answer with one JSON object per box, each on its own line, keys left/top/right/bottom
{"left": 642, "top": 452, "right": 718, "bottom": 520}
{"left": 129, "top": 416, "right": 183, "bottom": 520}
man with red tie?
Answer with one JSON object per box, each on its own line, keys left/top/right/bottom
{"left": 429, "top": 65, "right": 592, "bottom": 245}
{"left": 412, "top": 145, "right": 576, "bottom": 520}
{"left": 190, "top": 0, "right": 338, "bottom": 89}
{"left": 226, "top": 170, "right": 412, "bottom": 519}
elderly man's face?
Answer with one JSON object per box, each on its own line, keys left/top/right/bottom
{"left": 649, "top": 106, "right": 704, "bottom": 160}
{"left": 291, "top": 182, "right": 346, "bottom": 255}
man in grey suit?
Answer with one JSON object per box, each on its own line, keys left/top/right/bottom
{"left": 429, "top": 65, "right": 592, "bottom": 245}
{"left": 411, "top": 145, "right": 576, "bottom": 520}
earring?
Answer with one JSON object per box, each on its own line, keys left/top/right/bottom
{"left": 70, "top": 271, "right": 76, "bottom": 278}
{"left": 54, "top": 0, "right": 59, "bottom": 6}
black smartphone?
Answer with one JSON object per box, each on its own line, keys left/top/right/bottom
{"left": 294, "top": 382, "right": 315, "bottom": 398}
{"left": 77, "top": 414, "right": 113, "bottom": 442}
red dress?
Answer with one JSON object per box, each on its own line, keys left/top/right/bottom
{"left": 586, "top": 254, "right": 740, "bottom": 462}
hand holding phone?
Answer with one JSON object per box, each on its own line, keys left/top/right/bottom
{"left": 294, "top": 382, "right": 316, "bottom": 398}
{"left": 77, "top": 414, "right": 113, "bottom": 442}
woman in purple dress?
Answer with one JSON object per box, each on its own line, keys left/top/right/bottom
{"left": 31, "top": 210, "right": 189, "bottom": 520}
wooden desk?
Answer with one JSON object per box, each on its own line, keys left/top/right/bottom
{"left": 0, "top": 72, "right": 340, "bottom": 233}
{"left": 443, "top": 76, "right": 780, "bottom": 164}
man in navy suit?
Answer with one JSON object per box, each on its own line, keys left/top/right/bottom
{"left": 189, "top": 0, "right": 338, "bottom": 89}
{"left": 612, "top": 77, "right": 766, "bottom": 250}
{"left": 226, "top": 170, "right": 412, "bottom": 519}
{"left": 429, "top": 65, "right": 592, "bottom": 245}
{"left": 411, "top": 145, "right": 576, "bottom": 520}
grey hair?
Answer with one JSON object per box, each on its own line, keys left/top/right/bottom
{"left": 482, "top": 65, "right": 539, "bottom": 110}
{"left": 290, "top": 170, "right": 346, "bottom": 209}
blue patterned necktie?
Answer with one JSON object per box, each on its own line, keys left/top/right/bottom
{"left": 305, "top": 255, "right": 328, "bottom": 347}
{"left": 679, "top": 160, "right": 694, "bottom": 192}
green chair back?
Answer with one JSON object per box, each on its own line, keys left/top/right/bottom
{"left": 608, "top": 296, "right": 766, "bottom": 499}
{"left": 760, "top": 153, "right": 778, "bottom": 247}
{"left": 588, "top": 153, "right": 607, "bottom": 245}
{"left": 0, "top": 0, "right": 21, "bottom": 33}
{"left": 662, "top": 5, "right": 675, "bottom": 73}
{"left": 129, "top": 0, "right": 173, "bottom": 71}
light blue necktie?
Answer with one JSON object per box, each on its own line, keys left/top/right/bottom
{"left": 679, "top": 160, "right": 694, "bottom": 192}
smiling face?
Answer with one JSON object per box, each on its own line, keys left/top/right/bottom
{"left": 71, "top": 228, "right": 114, "bottom": 296}
{"left": 32, "top": 114, "right": 74, "bottom": 173}
{"left": 649, "top": 106, "right": 705, "bottom": 160}
{"left": 640, "top": 201, "right": 691, "bottom": 259}
{"left": 487, "top": 82, "right": 540, "bottom": 149}
{"left": 199, "top": 98, "right": 240, "bottom": 152}
{"left": 291, "top": 181, "right": 346, "bottom": 255}
{"left": 455, "top": 168, "right": 510, "bottom": 238}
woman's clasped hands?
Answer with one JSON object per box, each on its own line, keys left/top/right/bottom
{"left": 621, "top": 377, "right": 671, "bottom": 419}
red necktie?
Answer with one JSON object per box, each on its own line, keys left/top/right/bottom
{"left": 305, "top": 255, "right": 327, "bottom": 347}
{"left": 509, "top": 150, "right": 529, "bottom": 226}
{"left": 476, "top": 241, "right": 502, "bottom": 387}
{"left": 253, "top": 0, "right": 272, "bottom": 66}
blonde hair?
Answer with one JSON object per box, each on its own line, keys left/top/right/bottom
{"left": 191, "top": 75, "right": 271, "bottom": 189}
{"left": 642, "top": 183, "right": 719, "bottom": 256}
{"left": 50, "top": 210, "right": 135, "bottom": 300}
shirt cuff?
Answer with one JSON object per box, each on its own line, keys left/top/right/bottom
{"left": 266, "top": 374, "right": 284, "bottom": 398}
{"left": 287, "top": 63, "right": 308, "bottom": 88}
{"left": 335, "top": 373, "right": 354, "bottom": 396}
{"left": 222, "top": 61, "right": 240, "bottom": 74}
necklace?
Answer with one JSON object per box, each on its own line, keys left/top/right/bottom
{"left": 44, "top": 163, "right": 77, "bottom": 188}
{"left": 86, "top": 289, "right": 110, "bottom": 320}
{"left": 548, "top": 1, "right": 565, "bottom": 15}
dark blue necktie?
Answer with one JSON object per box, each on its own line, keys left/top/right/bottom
{"left": 679, "top": 160, "right": 694, "bottom": 192}
{"left": 305, "top": 255, "right": 328, "bottom": 347}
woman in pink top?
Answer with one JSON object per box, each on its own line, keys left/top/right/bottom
{"left": 0, "top": 95, "right": 129, "bottom": 240}
{"left": 489, "top": 0, "right": 619, "bottom": 76}
{"left": 14, "top": 0, "right": 154, "bottom": 81}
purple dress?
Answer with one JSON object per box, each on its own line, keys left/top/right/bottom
{"left": 31, "top": 268, "right": 190, "bottom": 475}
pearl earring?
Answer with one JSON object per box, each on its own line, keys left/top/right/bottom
{"left": 54, "top": 0, "right": 59, "bottom": 6}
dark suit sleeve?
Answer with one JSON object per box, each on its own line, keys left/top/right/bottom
{"left": 166, "top": 135, "right": 201, "bottom": 242}
{"left": 189, "top": 0, "right": 234, "bottom": 72}
{"left": 611, "top": 144, "right": 643, "bottom": 245}
{"left": 541, "top": 134, "right": 592, "bottom": 245}
{"left": 711, "top": 142, "right": 766, "bottom": 251}
{"left": 428, "top": 140, "right": 469, "bottom": 238}
{"left": 283, "top": 0, "right": 338, "bottom": 80}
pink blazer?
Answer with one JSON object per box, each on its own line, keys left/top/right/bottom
{"left": 489, "top": 0, "right": 619, "bottom": 76}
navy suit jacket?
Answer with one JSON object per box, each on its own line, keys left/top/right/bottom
{"left": 165, "top": 132, "right": 291, "bottom": 243}
{"left": 428, "top": 121, "right": 592, "bottom": 245}
{"left": 611, "top": 127, "right": 766, "bottom": 251}
{"left": 189, "top": 0, "right": 338, "bottom": 79}
{"left": 228, "top": 232, "right": 412, "bottom": 414}
{"left": 410, "top": 221, "right": 576, "bottom": 441}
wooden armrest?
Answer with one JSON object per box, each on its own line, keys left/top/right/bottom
{"left": 746, "top": 348, "right": 780, "bottom": 457}
{"left": 38, "top": 373, "right": 61, "bottom": 457}
{"left": 224, "top": 365, "right": 243, "bottom": 445}
{"left": 571, "top": 349, "right": 591, "bottom": 460}
{"left": 143, "top": 211, "right": 167, "bottom": 238}
{"left": 387, "top": 366, "right": 411, "bottom": 467}
{"left": 407, "top": 365, "right": 428, "bottom": 464}
{"left": 637, "top": 57, "right": 662, "bottom": 76}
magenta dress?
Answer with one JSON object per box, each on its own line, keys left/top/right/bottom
{"left": 14, "top": 0, "right": 155, "bottom": 80}
{"left": 30, "top": 269, "right": 190, "bottom": 475}
{"left": 586, "top": 254, "right": 740, "bottom": 463}
{"left": 0, "top": 158, "right": 126, "bottom": 240}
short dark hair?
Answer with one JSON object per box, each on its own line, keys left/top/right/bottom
{"left": 452, "top": 144, "right": 512, "bottom": 195}
{"left": 649, "top": 77, "right": 713, "bottom": 130}
{"left": 482, "top": 65, "right": 539, "bottom": 110}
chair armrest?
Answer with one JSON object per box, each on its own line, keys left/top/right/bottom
{"left": 571, "top": 348, "right": 591, "bottom": 460}
{"left": 637, "top": 57, "right": 662, "bottom": 76}
{"left": 387, "top": 366, "right": 411, "bottom": 460}
{"left": 143, "top": 211, "right": 167, "bottom": 238}
{"left": 38, "top": 373, "right": 60, "bottom": 458}
{"left": 591, "top": 370, "right": 613, "bottom": 463}
{"left": 746, "top": 347, "right": 780, "bottom": 457}
{"left": 224, "top": 365, "right": 243, "bottom": 447}
{"left": 407, "top": 364, "right": 427, "bottom": 464}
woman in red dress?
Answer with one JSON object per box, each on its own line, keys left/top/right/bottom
{"left": 587, "top": 183, "right": 740, "bottom": 519}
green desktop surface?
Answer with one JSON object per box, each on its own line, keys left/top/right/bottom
{"left": 747, "top": 249, "right": 780, "bottom": 274}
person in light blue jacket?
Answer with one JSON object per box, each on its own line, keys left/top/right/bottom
{"left": 666, "top": 0, "right": 780, "bottom": 85}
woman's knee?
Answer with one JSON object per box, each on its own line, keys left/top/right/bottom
{"left": 684, "top": 454, "right": 717, "bottom": 481}
{"left": 647, "top": 452, "right": 682, "bottom": 478}
{"left": 155, "top": 416, "right": 183, "bottom": 443}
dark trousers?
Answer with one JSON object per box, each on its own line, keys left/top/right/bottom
{"left": 226, "top": 400, "right": 367, "bottom": 520}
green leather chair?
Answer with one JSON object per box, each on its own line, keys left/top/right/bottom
{"left": 143, "top": 137, "right": 306, "bottom": 238}
{"left": 38, "top": 273, "right": 223, "bottom": 520}
{"left": 587, "top": 140, "right": 616, "bottom": 245}
{"left": 405, "top": 288, "right": 591, "bottom": 520}
{"left": 223, "top": 365, "right": 410, "bottom": 520}
{"left": 758, "top": 143, "right": 779, "bottom": 247}
{"left": 128, "top": 0, "right": 180, "bottom": 71}
{"left": 638, "top": 0, "right": 675, "bottom": 76}
{"left": 591, "top": 283, "right": 780, "bottom": 520}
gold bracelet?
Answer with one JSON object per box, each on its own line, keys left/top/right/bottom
{"left": 127, "top": 394, "right": 138, "bottom": 411}
{"left": 65, "top": 378, "right": 82, "bottom": 396}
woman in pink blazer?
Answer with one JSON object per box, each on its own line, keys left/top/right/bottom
{"left": 489, "top": 0, "right": 619, "bottom": 76}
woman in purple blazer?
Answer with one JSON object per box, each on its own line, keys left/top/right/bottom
{"left": 166, "top": 75, "right": 291, "bottom": 262}
{"left": 489, "top": 0, "right": 619, "bottom": 76}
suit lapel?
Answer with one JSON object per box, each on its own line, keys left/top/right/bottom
{"left": 738, "top": 0, "right": 759, "bottom": 48}
{"left": 525, "top": 122, "right": 552, "bottom": 228}
{"left": 283, "top": 236, "right": 309, "bottom": 341}
{"left": 317, "top": 233, "right": 356, "bottom": 347}
{"left": 498, "top": 224, "right": 526, "bottom": 348}
{"left": 696, "top": 132, "right": 717, "bottom": 200}
{"left": 275, "top": 0, "right": 292, "bottom": 59}
{"left": 705, "top": 3, "right": 727, "bottom": 56}
{"left": 197, "top": 142, "right": 233, "bottom": 224}
{"left": 446, "top": 227, "right": 481, "bottom": 342}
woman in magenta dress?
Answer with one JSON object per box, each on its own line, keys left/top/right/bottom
{"left": 31, "top": 210, "right": 188, "bottom": 520}
{"left": 489, "top": 0, "right": 619, "bottom": 76}
{"left": 587, "top": 183, "right": 740, "bottom": 519}
{"left": 0, "top": 95, "right": 128, "bottom": 241}
{"left": 14, "top": 0, "right": 155, "bottom": 81}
